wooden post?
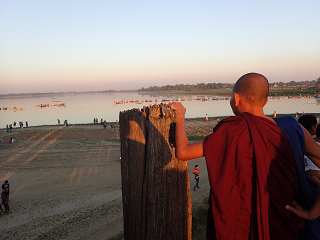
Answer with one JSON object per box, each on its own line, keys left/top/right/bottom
{"left": 120, "top": 104, "right": 192, "bottom": 240}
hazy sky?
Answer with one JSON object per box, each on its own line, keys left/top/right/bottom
{"left": 1, "top": 1, "right": 319, "bottom": 94}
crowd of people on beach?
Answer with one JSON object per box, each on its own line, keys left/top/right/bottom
{"left": 56, "top": 119, "right": 69, "bottom": 126}
{"left": 92, "top": 118, "right": 119, "bottom": 131}
{"left": 6, "top": 121, "right": 28, "bottom": 132}
{"left": 1, "top": 180, "right": 10, "bottom": 216}
{"left": 4, "top": 118, "right": 120, "bottom": 131}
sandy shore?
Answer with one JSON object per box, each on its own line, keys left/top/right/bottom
{"left": 0, "top": 113, "right": 319, "bottom": 239}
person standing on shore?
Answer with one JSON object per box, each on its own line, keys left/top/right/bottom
{"left": 2, "top": 180, "right": 10, "bottom": 202}
{"left": 192, "top": 165, "right": 200, "bottom": 191}
{"left": 169, "top": 72, "right": 320, "bottom": 239}
{"left": 1, "top": 188, "right": 9, "bottom": 214}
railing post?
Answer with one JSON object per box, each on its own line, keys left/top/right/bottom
{"left": 120, "top": 104, "right": 191, "bottom": 240}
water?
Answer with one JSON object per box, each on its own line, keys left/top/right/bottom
{"left": 0, "top": 92, "right": 319, "bottom": 128}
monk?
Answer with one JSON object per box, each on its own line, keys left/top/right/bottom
{"left": 169, "top": 73, "right": 320, "bottom": 239}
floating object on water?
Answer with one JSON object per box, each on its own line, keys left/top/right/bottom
{"left": 34, "top": 104, "right": 49, "bottom": 107}
{"left": 13, "top": 107, "right": 25, "bottom": 112}
{"left": 2, "top": 107, "right": 25, "bottom": 111}
{"left": 51, "top": 103, "right": 66, "bottom": 107}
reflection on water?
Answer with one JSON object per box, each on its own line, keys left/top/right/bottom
{"left": 0, "top": 92, "right": 319, "bottom": 127}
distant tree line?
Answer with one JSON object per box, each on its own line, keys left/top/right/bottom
{"left": 138, "top": 83, "right": 234, "bottom": 92}
{"left": 138, "top": 79, "right": 319, "bottom": 92}
{"left": 272, "top": 80, "right": 318, "bottom": 88}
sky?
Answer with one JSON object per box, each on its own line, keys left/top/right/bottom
{"left": 1, "top": 1, "right": 320, "bottom": 94}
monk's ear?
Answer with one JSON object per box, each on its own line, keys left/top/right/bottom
{"left": 263, "top": 98, "right": 268, "bottom": 107}
{"left": 234, "top": 92, "right": 241, "bottom": 106}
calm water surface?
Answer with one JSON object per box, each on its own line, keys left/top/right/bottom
{"left": 0, "top": 92, "right": 319, "bottom": 128}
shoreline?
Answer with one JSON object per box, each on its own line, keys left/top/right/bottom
{"left": 2, "top": 112, "right": 320, "bottom": 131}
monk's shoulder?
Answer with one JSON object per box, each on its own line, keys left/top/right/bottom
{"left": 205, "top": 115, "right": 247, "bottom": 141}
{"left": 216, "top": 115, "right": 248, "bottom": 130}
{"left": 203, "top": 115, "right": 251, "bottom": 157}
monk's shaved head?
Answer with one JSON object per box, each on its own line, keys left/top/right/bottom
{"left": 233, "top": 73, "right": 269, "bottom": 107}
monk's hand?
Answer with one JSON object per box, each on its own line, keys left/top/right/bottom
{"left": 167, "top": 102, "right": 186, "bottom": 116}
{"left": 286, "top": 200, "right": 314, "bottom": 220}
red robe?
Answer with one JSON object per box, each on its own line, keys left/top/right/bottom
{"left": 203, "top": 113, "right": 299, "bottom": 240}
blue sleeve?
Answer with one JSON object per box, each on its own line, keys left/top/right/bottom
{"left": 274, "top": 116, "right": 313, "bottom": 208}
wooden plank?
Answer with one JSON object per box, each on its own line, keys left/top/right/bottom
{"left": 120, "top": 108, "right": 147, "bottom": 240}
